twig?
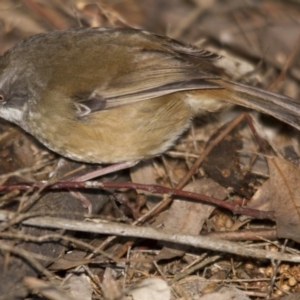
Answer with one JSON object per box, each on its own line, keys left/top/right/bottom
{"left": 0, "top": 181, "right": 274, "bottom": 219}
{"left": 0, "top": 243, "right": 54, "bottom": 279}
{"left": 0, "top": 210, "right": 299, "bottom": 263}
{"left": 134, "top": 113, "right": 247, "bottom": 224}
{"left": 268, "top": 33, "right": 300, "bottom": 90}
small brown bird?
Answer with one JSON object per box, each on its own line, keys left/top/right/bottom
{"left": 0, "top": 27, "right": 299, "bottom": 164}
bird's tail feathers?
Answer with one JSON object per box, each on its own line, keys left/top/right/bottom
{"left": 219, "top": 79, "right": 300, "bottom": 130}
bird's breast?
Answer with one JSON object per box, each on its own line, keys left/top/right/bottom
{"left": 26, "top": 93, "right": 193, "bottom": 163}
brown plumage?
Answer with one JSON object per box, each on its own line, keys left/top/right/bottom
{"left": 0, "top": 27, "right": 299, "bottom": 163}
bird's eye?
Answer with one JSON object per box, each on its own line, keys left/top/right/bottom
{"left": 0, "top": 90, "right": 6, "bottom": 103}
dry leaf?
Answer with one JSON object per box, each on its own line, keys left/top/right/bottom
{"left": 174, "top": 276, "right": 250, "bottom": 300}
{"left": 199, "top": 286, "right": 250, "bottom": 300}
{"left": 280, "top": 292, "right": 300, "bottom": 300}
{"left": 101, "top": 268, "right": 123, "bottom": 300}
{"left": 125, "top": 278, "right": 170, "bottom": 300}
{"left": 268, "top": 157, "right": 300, "bottom": 242}
{"left": 67, "top": 274, "right": 93, "bottom": 300}
{"left": 156, "top": 178, "right": 227, "bottom": 260}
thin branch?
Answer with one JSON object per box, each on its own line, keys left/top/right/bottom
{"left": 0, "top": 180, "right": 274, "bottom": 219}
{"left": 0, "top": 210, "right": 298, "bottom": 263}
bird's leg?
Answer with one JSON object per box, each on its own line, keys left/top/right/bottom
{"left": 70, "top": 160, "right": 139, "bottom": 182}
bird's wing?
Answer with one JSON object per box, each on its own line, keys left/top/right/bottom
{"left": 74, "top": 39, "right": 223, "bottom": 116}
